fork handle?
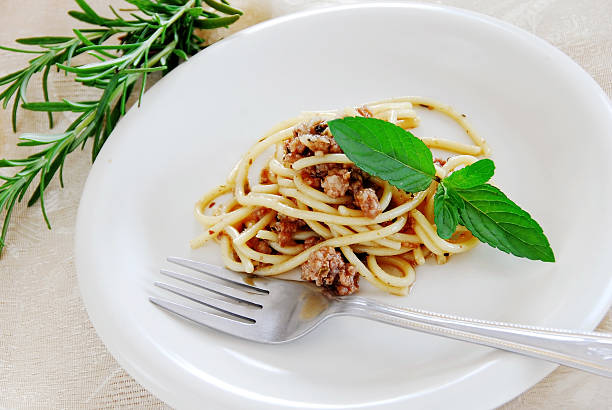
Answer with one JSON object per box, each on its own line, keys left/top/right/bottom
{"left": 338, "top": 296, "right": 612, "bottom": 378}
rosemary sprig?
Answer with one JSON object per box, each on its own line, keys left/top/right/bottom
{"left": 0, "top": 0, "right": 242, "bottom": 255}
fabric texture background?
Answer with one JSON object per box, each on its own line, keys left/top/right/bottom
{"left": 1, "top": 0, "right": 611, "bottom": 408}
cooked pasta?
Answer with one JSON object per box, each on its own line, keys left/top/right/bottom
{"left": 191, "top": 97, "right": 488, "bottom": 296}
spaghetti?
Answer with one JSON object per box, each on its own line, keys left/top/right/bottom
{"left": 191, "top": 97, "right": 489, "bottom": 296}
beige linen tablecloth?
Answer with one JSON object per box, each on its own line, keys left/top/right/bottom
{"left": 1, "top": 0, "right": 611, "bottom": 408}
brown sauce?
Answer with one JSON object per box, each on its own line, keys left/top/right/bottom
{"left": 243, "top": 275, "right": 256, "bottom": 286}
{"left": 299, "top": 292, "right": 329, "bottom": 320}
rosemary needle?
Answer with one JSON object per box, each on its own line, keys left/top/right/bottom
{"left": 0, "top": 0, "right": 242, "bottom": 254}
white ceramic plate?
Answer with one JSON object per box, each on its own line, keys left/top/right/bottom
{"left": 75, "top": 3, "right": 612, "bottom": 409}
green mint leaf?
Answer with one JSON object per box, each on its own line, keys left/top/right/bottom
{"left": 328, "top": 117, "right": 435, "bottom": 192}
{"left": 443, "top": 158, "right": 495, "bottom": 189}
{"left": 433, "top": 184, "right": 463, "bottom": 239}
{"left": 454, "top": 184, "right": 555, "bottom": 262}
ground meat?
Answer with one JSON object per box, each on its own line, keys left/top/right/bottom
{"left": 321, "top": 169, "right": 351, "bottom": 198}
{"left": 285, "top": 118, "right": 385, "bottom": 218}
{"left": 301, "top": 246, "right": 359, "bottom": 295}
{"left": 300, "top": 169, "right": 322, "bottom": 188}
{"left": 317, "top": 163, "right": 350, "bottom": 179}
{"left": 242, "top": 207, "right": 271, "bottom": 227}
{"left": 293, "top": 118, "right": 329, "bottom": 136}
{"left": 433, "top": 157, "right": 447, "bottom": 167}
{"left": 260, "top": 167, "right": 275, "bottom": 184}
{"left": 348, "top": 168, "right": 365, "bottom": 193}
{"left": 298, "top": 133, "right": 342, "bottom": 155}
{"left": 273, "top": 215, "right": 306, "bottom": 246}
{"left": 354, "top": 188, "right": 382, "bottom": 218}
{"left": 400, "top": 214, "right": 415, "bottom": 234}
{"left": 284, "top": 136, "right": 308, "bottom": 164}
{"left": 303, "top": 236, "right": 321, "bottom": 248}
{"left": 283, "top": 118, "right": 341, "bottom": 164}
{"left": 301, "top": 163, "right": 382, "bottom": 218}
{"left": 300, "top": 163, "right": 349, "bottom": 189}
{"left": 246, "top": 237, "right": 272, "bottom": 254}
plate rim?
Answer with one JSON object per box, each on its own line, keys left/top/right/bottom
{"left": 75, "top": 2, "right": 612, "bottom": 409}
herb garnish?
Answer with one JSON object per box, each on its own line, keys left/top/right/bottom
{"left": 0, "top": 0, "right": 241, "bottom": 255}
{"left": 328, "top": 117, "right": 555, "bottom": 262}
{"left": 328, "top": 117, "right": 435, "bottom": 192}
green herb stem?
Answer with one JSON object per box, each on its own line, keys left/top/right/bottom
{"left": 0, "top": 0, "right": 241, "bottom": 255}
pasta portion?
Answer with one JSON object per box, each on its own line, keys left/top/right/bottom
{"left": 191, "top": 97, "right": 489, "bottom": 296}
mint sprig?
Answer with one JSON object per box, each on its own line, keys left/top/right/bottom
{"left": 328, "top": 117, "right": 554, "bottom": 262}
{"left": 433, "top": 184, "right": 462, "bottom": 239}
{"left": 433, "top": 158, "right": 494, "bottom": 239}
{"left": 328, "top": 117, "right": 435, "bottom": 192}
{"left": 443, "top": 158, "right": 495, "bottom": 188}
{"left": 452, "top": 184, "right": 555, "bottom": 262}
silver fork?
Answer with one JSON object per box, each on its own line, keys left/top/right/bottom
{"left": 151, "top": 257, "right": 612, "bottom": 378}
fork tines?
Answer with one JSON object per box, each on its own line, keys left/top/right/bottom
{"left": 166, "top": 256, "right": 268, "bottom": 294}
{"left": 150, "top": 257, "right": 268, "bottom": 334}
